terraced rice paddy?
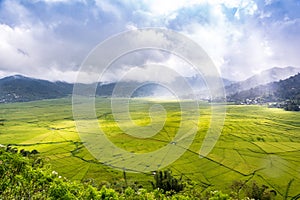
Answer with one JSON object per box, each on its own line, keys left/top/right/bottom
{"left": 0, "top": 98, "right": 299, "bottom": 198}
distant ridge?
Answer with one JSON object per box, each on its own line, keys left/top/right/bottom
{"left": 0, "top": 74, "right": 234, "bottom": 103}
{"left": 0, "top": 75, "right": 73, "bottom": 103}
{"left": 225, "top": 66, "right": 300, "bottom": 95}
{"left": 227, "top": 73, "right": 300, "bottom": 110}
{"left": 0, "top": 66, "right": 299, "bottom": 103}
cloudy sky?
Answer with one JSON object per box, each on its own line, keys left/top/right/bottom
{"left": 0, "top": 0, "right": 299, "bottom": 82}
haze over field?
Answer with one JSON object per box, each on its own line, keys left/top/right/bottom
{"left": 0, "top": 0, "right": 300, "bottom": 83}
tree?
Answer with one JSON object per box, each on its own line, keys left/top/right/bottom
{"left": 151, "top": 170, "right": 184, "bottom": 194}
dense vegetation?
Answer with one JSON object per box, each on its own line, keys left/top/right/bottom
{"left": 0, "top": 145, "right": 283, "bottom": 199}
{"left": 1, "top": 145, "right": 187, "bottom": 199}
{"left": 0, "top": 75, "right": 73, "bottom": 103}
{"left": 228, "top": 73, "right": 300, "bottom": 111}
{"left": 0, "top": 75, "right": 174, "bottom": 103}
{"left": 225, "top": 66, "right": 300, "bottom": 95}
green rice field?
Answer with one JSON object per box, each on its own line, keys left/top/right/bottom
{"left": 0, "top": 98, "right": 299, "bottom": 198}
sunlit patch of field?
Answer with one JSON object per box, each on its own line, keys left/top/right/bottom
{"left": 0, "top": 98, "right": 299, "bottom": 197}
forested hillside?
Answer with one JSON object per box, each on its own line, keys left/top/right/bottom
{"left": 228, "top": 73, "right": 300, "bottom": 111}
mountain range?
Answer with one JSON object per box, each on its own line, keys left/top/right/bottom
{"left": 0, "top": 75, "right": 73, "bottom": 103}
{"left": 0, "top": 66, "right": 299, "bottom": 104}
{"left": 227, "top": 73, "right": 300, "bottom": 111}
{"left": 227, "top": 73, "right": 300, "bottom": 101}
{"left": 225, "top": 66, "right": 300, "bottom": 95}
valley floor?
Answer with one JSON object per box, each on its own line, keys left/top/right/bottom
{"left": 0, "top": 98, "right": 299, "bottom": 198}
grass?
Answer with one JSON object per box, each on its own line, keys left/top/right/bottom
{"left": 0, "top": 98, "right": 299, "bottom": 198}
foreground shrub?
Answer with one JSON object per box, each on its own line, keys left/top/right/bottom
{"left": 0, "top": 145, "right": 282, "bottom": 200}
{"left": 151, "top": 170, "right": 184, "bottom": 194}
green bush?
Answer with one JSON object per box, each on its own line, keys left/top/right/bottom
{"left": 151, "top": 170, "right": 184, "bottom": 194}
{"left": 0, "top": 145, "right": 280, "bottom": 200}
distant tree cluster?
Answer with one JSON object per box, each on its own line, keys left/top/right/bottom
{"left": 151, "top": 170, "right": 184, "bottom": 194}
{"left": 283, "top": 100, "right": 300, "bottom": 111}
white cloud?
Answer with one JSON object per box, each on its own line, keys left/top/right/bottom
{"left": 161, "top": 0, "right": 299, "bottom": 81}
{"left": 182, "top": 23, "right": 227, "bottom": 69}
{"left": 128, "top": 0, "right": 267, "bottom": 80}
{"left": 34, "top": 0, "right": 86, "bottom": 4}
{"left": 0, "top": 0, "right": 98, "bottom": 81}
{"left": 126, "top": 22, "right": 138, "bottom": 30}
{"left": 94, "top": 0, "right": 122, "bottom": 19}
{"left": 141, "top": 0, "right": 199, "bottom": 16}
{"left": 177, "top": 3, "right": 233, "bottom": 74}
{"left": 0, "top": 23, "right": 84, "bottom": 73}
{"left": 0, "top": 0, "right": 299, "bottom": 83}
{"left": 0, "top": 24, "right": 39, "bottom": 71}
{"left": 264, "top": 0, "right": 273, "bottom": 6}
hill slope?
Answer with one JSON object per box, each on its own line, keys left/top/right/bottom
{"left": 0, "top": 75, "right": 73, "bottom": 103}
{"left": 0, "top": 74, "right": 234, "bottom": 103}
{"left": 1, "top": 67, "right": 298, "bottom": 103}
{"left": 225, "top": 66, "right": 300, "bottom": 95}
{"left": 228, "top": 73, "right": 300, "bottom": 110}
